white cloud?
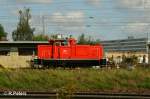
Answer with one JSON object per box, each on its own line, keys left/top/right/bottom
{"left": 86, "top": 0, "right": 100, "bottom": 6}
{"left": 116, "top": 0, "right": 150, "bottom": 38}
{"left": 46, "top": 11, "right": 86, "bottom": 34}
{"left": 117, "top": 0, "right": 150, "bottom": 9}
{"left": 143, "top": 0, "right": 150, "bottom": 8}
{"left": 30, "top": 11, "right": 86, "bottom": 34}
{"left": 11, "top": 10, "right": 18, "bottom": 16}
{"left": 15, "top": 0, "right": 52, "bottom": 4}
{"left": 121, "top": 22, "right": 150, "bottom": 37}
{"left": 119, "top": 0, "right": 144, "bottom": 8}
{"left": 123, "top": 23, "right": 148, "bottom": 32}
{"left": 51, "top": 11, "right": 85, "bottom": 27}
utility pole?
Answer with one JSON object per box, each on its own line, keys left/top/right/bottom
{"left": 147, "top": 32, "right": 150, "bottom": 64}
{"left": 42, "top": 16, "right": 45, "bottom": 34}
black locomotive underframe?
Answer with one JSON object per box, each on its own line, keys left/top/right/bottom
{"left": 32, "top": 59, "right": 106, "bottom": 68}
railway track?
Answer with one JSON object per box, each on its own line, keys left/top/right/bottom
{"left": 0, "top": 91, "right": 149, "bottom": 99}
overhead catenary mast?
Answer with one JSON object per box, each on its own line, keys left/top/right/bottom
{"left": 42, "top": 15, "right": 45, "bottom": 34}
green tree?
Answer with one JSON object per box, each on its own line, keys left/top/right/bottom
{"left": 50, "top": 34, "right": 58, "bottom": 39}
{"left": 33, "top": 34, "right": 49, "bottom": 41}
{"left": 0, "top": 24, "right": 7, "bottom": 40}
{"left": 12, "top": 8, "right": 35, "bottom": 41}
{"left": 78, "top": 34, "right": 100, "bottom": 45}
{"left": 78, "top": 34, "right": 87, "bottom": 44}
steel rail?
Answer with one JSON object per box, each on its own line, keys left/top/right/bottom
{"left": 0, "top": 91, "right": 149, "bottom": 99}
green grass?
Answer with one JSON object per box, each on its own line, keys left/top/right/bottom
{"left": 0, "top": 68, "right": 149, "bottom": 92}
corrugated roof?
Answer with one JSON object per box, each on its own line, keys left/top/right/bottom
{"left": 0, "top": 41, "right": 49, "bottom": 44}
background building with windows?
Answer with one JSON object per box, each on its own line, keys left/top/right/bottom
{"left": 100, "top": 38, "right": 148, "bottom": 58}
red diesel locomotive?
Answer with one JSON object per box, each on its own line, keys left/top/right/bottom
{"left": 32, "top": 38, "right": 106, "bottom": 68}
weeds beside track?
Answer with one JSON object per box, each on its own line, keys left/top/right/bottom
{"left": 0, "top": 68, "right": 149, "bottom": 93}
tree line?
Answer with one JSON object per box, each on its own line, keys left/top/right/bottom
{"left": 0, "top": 8, "right": 100, "bottom": 44}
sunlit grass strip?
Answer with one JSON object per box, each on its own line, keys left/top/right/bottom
{"left": 0, "top": 68, "right": 149, "bottom": 92}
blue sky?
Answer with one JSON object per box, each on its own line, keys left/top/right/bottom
{"left": 0, "top": 0, "right": 150, "bottom": 40}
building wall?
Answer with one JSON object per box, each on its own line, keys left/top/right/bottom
{"left": 0, "top": 52, "right": 32, "bottom": 68}
{"left": 105, "top": 51, "right": 148, "bottom": 58}
{"left": 0, "top": 42, "right": 49, "bottom": 68}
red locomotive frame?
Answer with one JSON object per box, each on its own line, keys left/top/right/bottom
{"left": 32, "top": 38, "right": 106, "bottom": 68}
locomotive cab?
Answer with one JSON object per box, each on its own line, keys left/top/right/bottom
{"left": 48, "top": 38, "right": 76, "bottom": 46}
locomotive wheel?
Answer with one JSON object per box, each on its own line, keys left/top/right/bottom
{"left": 38, "top": 65, "right": 43, "bottom": 69}
{"left": 32, "top": 64, "right": 39, "bottom": 69}
{"left": 32, "top": 64, "right": 44, "bottom": 69}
